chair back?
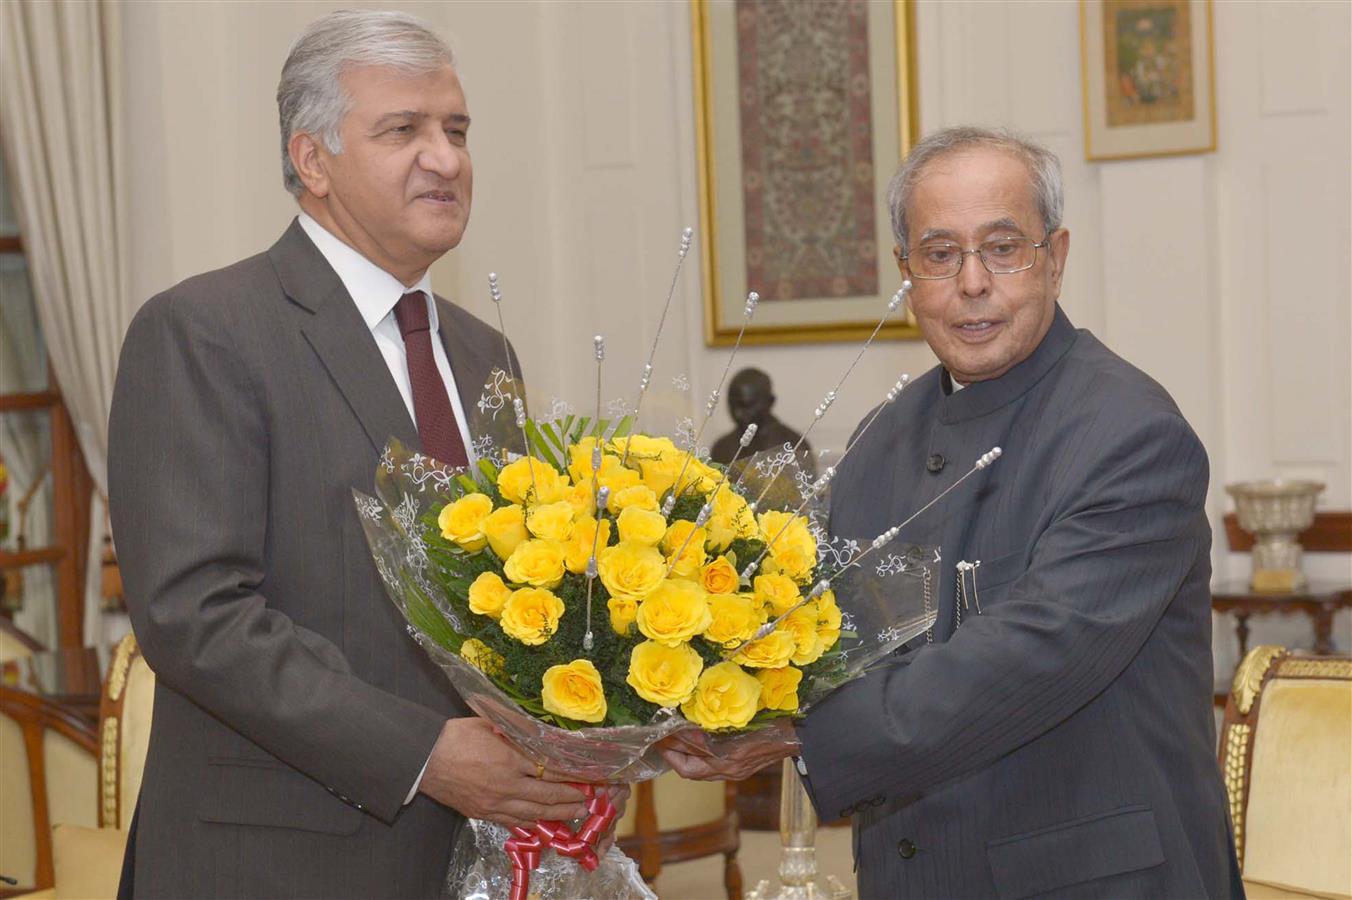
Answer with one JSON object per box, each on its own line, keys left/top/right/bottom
{"left": 98, "top": 633, "right": 154, "bottom": 830}
{"left": 1219, "top": 645, "right": 1352, "bottom": 898}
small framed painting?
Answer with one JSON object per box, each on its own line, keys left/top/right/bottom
{"left": 1080, "top": 0, "right": 1217, "bottom": 161}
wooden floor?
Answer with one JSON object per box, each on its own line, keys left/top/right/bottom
{"left": 652, "top": 826, "right": 855, "bottom": 900}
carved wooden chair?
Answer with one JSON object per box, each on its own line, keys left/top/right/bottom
{"left": 1219, "top": 645, "right": 1352, "bottom": 899}
{"left": 617, "top": 773, "right": 742, "bottom": 898}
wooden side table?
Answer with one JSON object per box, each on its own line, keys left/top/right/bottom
{"left": 1210, "top": 579, "right": 1352, "bottom": 705}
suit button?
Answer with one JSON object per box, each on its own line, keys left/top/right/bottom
{"left": 898, "top": 838, "right": 917, "bottom": 859}
{"left": 926, "top": 453, "right": 946, "bottom": 473}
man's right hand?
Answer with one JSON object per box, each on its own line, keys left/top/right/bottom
{"left": 418, "top": 717, "right": 589, "bottom": 828}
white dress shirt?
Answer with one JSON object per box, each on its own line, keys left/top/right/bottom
{"left": 297, "top": 213, "right": 474, "bottom": 459}
{"left": 297, "top": 212, "right": 465, "bottom": 804}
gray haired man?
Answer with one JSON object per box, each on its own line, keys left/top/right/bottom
{"left": 108, "top": 11, "right": 615, "bottom": 897}
{"left": 663, "top": 128, "right": 1242, "bottom": 898}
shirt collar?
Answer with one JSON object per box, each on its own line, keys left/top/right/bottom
{"left": 297, "top": 212, "right": 435, "bottom": 332}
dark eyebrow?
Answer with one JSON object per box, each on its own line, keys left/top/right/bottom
{"left": 371, "top": 110, "right": 471, "bottom": 131}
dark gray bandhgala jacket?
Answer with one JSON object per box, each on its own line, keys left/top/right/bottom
{"left": 798, "top": 306, "right": 1243, "bottom": 899}
{"left": 108, "top": 220, "right": 514, "bottom": 897}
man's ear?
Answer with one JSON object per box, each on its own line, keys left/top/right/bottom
{"left": 1048, "top": 227, "right": 1070, "bottom": 295}
{"left": 289, "top": 132, "right": 330, "bottom": 198}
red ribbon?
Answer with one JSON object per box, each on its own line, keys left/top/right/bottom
{"left": 504, "top": 784, "right": 619, "bottom": 900}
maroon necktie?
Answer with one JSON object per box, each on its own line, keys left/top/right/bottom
{"left": 393, "top": 291, "right": 469, "bottom": 467}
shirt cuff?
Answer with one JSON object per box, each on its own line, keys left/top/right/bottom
{"left": 405, "top": 750, "right": 433, "bottom": 805}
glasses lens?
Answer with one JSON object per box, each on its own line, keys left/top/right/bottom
{"left": 979, "top": 238, "right": 1036, "bottom": 274}
{"left": 910, "top": 243, "right": 963, "bottom": 278}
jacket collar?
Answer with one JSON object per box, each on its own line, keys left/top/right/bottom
{"left": 935, "top": 304, "right": 1078, "bottom": 424}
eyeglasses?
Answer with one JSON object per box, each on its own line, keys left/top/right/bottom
{"left": 902, "top": 234, "right": 1052, "bottom": 280}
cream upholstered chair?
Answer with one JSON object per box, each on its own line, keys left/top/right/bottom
{"left": 1219, "top": 645, "right": 1352, "bottom": 899}
{"left": 9, "top": 633, "right": 153, "bottom": 899}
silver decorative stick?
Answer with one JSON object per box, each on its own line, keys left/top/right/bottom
{"left": 750, "top": 283, "right": 909, "bottom": 511}
{"left": 726, "top": 447, "right": 1001, "bottom": 657}
{"left": 739, "top": 375, "right": 908, "bottom": 580}
{"left": 512, "top": 398, "right": 540, "bottom": 504}
{"left": 582, "top": 484, "right": 612, "bottom": 652}
{"left": 661, "top": 291, "right": 760, "bottom": 515}
{"left": 621, "top": 228, "right": 694, "bottom": 466}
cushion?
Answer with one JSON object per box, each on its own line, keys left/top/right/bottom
{"left": 50, "top": 824, "right": 127, "bottom": 900}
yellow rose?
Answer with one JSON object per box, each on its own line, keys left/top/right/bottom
{"left": 563, "top": 481, "right": 596, "bottom": 520}
{"left": 709, "top": 488, "right": 758, "bottom": 547}
{"left": 527, "top": 500, "right": 576, "bottom": 543}
{"left": 754, "top": 666, "right": 802, "bottom": 712}
{"left": 598, "top": 464, "right": 642, "bottom": 496}
{"left": 438, "top": 493, "right": 493, "bottom": 551}
{"left": 609, "top": 433, "right": 679, "bottom": 465}
{"left": 467, "top": 571, "right": 512, "bottom": 619}
{"left": 617, "top": 507, "right": 667, "bottom": 546}
{"left": 563, "top": 517, "right": 611, "bottom": 575}
{"left": 703, "top": 592, "right": 764, "bottom": 648}
{"left": 662, "top": 520, "right": 708, "bottom": 578}
{"left": 483, "top": 504, "right": 529, "bottom": 560}
{"left": 626, "top": 639, "right": 703, "bottom": 707}
{"left": 753, "top": 573, "right": 801, "bottom": 616}
{"left": 609, "top": 484, "right": 659, "bottom": 514}
{"left": 567, "top": 438, "right": 638, "bottom": 494}
{"left": 757, "top": 510, "right": 817, "bottom": 582}
{"left": 816, "top": 589, "right": 842, "bottom": 649}
{"left": 637, "top": 455, "right": 706, "bottom": 498}
{"left": 636, "top": 578, "right": 712, "bottom": 646}
{"left": 541, "top": 659, "right": 607, "bottom": 723}
{"left": 784, "top": 604, "right": 825, "bottom": 666}
{"left": 608, "top": 595, "right": 638, "bottom": 635}
{"left": 681, "top": 661, "right": 761, "bottom": 730}
{"left": 499, "top": 587, "right": 565, "bottom": 645}
{"left": 700, "top": 556, "right": 741, "bottom": 595}
{"left": 598, "top": 541, "right": 666, "bottom": 601}
{"left": 732, "top": 628, "right": 797, "bottom": 669}
{"left": 762, "top": 543, "right": 818, "bottom": 585}
{"left": 503, "top": 539, "right": 566, "bottom": 588}
{"left": 497, "top": 456, "right": 570, "bottom": 506}
{"left": 460, "top": 638, "right": 504, "bottom": 675}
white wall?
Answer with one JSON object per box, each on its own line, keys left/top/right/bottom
{"left": 117, "top": 0, "right": 1351, "bottom": 669}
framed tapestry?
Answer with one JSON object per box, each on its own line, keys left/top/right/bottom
{"left": 692, "top": 0, "right": 921, "bottom": 346}
{"left": 1080, "top": 0, "right": 1217, "bottom": 161}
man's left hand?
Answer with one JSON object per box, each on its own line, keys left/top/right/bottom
{"left": 660, "top": 719, "right": 801, "bottom": 781}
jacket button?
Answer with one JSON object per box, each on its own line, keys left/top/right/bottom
{"left": 898, "top": 838, "right": 917, "bottom": 859}
{"left": 926, "top": 453, "right": 946, "bottom": 473}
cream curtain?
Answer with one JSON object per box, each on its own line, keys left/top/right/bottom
{"left": 0, "top": 0, "right": 130, "bottom": 643}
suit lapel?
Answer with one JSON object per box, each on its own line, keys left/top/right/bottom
{"left": 268, "top": 220, "right": 420, "bottom": 455}
{"left": 434, "top": 298, "right": 496, "bottom": 418}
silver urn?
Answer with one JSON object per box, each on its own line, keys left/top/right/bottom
{"left": 1225, "top": 479, "right": 1324, "bottom": 592}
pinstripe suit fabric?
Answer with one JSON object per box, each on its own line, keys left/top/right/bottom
{"left": 797, "top": 306, "right": 1242, "bottom": 899}
{"left": 108, "top": 221, "right": 514, "bottom": 897}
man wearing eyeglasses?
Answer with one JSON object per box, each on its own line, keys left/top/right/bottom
{"left": 664, "top": 127, "right": 1241, "bottom": 899}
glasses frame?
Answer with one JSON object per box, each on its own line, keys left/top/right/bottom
{"left": 902, "top": 232, "right": 1054, "bottom": 280}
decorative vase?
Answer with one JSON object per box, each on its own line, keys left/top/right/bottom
{"left": 1225, "top": 479, "right": 1324, "bottom": 592}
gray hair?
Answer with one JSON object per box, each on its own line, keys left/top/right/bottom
{"left": 277, "top": 9, "right": 455, "bottom": 196}
{"left": 886, "top": 126, "right": 1064, "bottom": 253}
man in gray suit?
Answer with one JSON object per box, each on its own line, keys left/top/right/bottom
{"left": 108, "top": 11, "right": 604, "bottom": 897}
{"left": 664, "top": 128, "right": 1242, "bottom": 898}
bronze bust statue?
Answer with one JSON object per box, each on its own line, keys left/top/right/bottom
{"left": 710, "top": 367, "right": 815, "bottom": 476}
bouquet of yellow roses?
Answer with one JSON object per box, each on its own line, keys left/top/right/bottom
{"left": 355, "top": 242, "right": 956, "bottom": 899}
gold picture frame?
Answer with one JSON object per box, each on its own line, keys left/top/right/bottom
{"left": 1079, "top": 0, "right": 1217, "bottom": 161}
{"left": 692, "top": 0, "right": 921, "bottom": 346}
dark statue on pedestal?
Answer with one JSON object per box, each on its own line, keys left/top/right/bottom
{"left": 709, "top": 368, "right": 815, "bottom": 478}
